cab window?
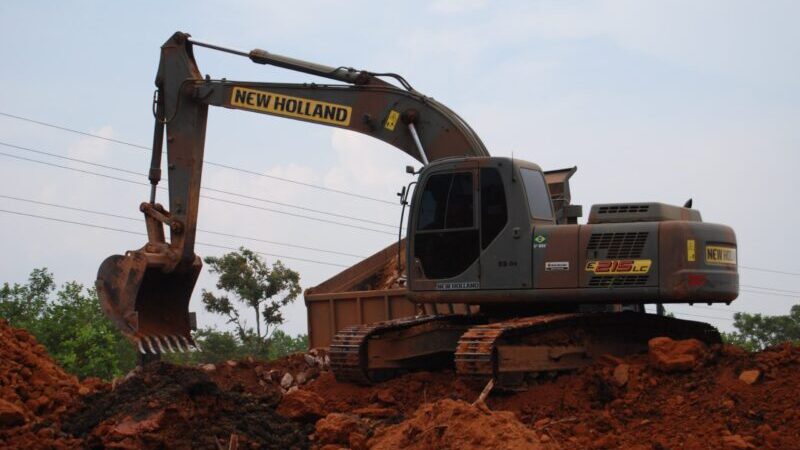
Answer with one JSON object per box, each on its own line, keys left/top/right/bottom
{"left": 480, "top": 168, "right": 507, "bottom": 249}
{"left": 520, "top": 168, "right": 553, "bottom": 220}
{"left": 414, "top": 171, "right": 479, "bottom": 279}
{"left": 417, "top": 172, "right": 474, "bottom": 230}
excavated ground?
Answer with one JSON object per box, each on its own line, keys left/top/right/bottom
{"left": 1, "top": 318, "right": 799, "bottom": 449}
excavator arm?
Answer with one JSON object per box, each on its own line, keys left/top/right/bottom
{"left": 96, "top": 32, "right": 489, "bottom": 354}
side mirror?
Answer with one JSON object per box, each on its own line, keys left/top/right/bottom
{"left": 405, "top": 165, "right": 415, "bottom": 174}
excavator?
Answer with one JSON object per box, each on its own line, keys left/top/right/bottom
{"left": 97, "top": 32, "right": 738, "bottom": 388}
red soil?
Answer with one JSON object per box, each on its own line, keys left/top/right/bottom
{"left": 2, "top": 317, "right": 800, "bottom": 450}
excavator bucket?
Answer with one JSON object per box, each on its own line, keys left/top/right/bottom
{"left": 96, "top": 251, "right": 201, "bottom": 354}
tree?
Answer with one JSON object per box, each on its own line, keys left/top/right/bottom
{"left": 0, "top": 268, "right": 55, "bottom": 334}
{"left": 722, "top": 305, "right": 800, "bottom": 351}
{"left": 0, "top": 268, "right": 137, "bottom": 379}
{"left": 202, "top": 248, "right": 301, "bottom": 352}
{"left": 268, "top": 330, "right": 309, "bottom": 360}
{"left": 36, "top": 282, "right": 137, "bottom": 379}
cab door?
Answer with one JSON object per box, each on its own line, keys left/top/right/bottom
{"left": 478, "top": 165, "right": 532, "bottom": 290}
{"left": 410, "top": 168, "right": 481, "bottom": 290}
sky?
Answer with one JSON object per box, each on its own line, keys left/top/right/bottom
{"left": 0, "top": 0, "right": 798, "bottom": 337}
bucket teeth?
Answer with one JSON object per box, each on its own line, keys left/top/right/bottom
{"left": 144, "top": 335, "right": 158, "bottom": 354}
{"left": 154, "top": 336, "right": 167, "bottom": 354}
{"left": 171, "top": 335, "right": 185, "bottom": 352}
{"left": 137, "top": 338, "right": 147, "bottom": 354}
{"left": 161, "top": 335, "right": 176, "bottom": 353}
{"left": 179, "top": 335, "right": 193, "bottom": 352}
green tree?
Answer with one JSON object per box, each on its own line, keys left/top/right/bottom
{"left": 722, "top": 305, "right": 800, "bottom": 351}
{"left": 202, "top": 248, "right": 301, "bottom": 353}
{"left": 37, "top": 282, "right": 137, "bottom": 378}
{"left": 0, "top": 268, "right": 54, "bottom": 334}
{"left": 0, "top": 269, "right": 137, "bottom": 379}
{"left": 164, "top": 327, "right": 307, "bottom": 365}
{"left": 268, "top": 329, "right": 309, "bottom": 360}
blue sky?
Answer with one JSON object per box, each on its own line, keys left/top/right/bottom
{"left": 0, "top": 0, "right": 798, "bottom": 335}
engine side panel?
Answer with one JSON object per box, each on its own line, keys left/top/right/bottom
{"left": 658, "top": 221, "right": 738, "bottom": 302}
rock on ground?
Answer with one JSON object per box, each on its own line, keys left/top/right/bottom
{"left": 648, "top": 336, "right": 709, "bottom": 372}
{"left": 277, "top": 388, "right": 326, "bottom": 421}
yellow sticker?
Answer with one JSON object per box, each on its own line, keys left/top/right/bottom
{"left": 687, "top": 239, "right": 696, "bottom": 262}
{"left": 230, "top": 86, "right": 351, "bottom": 126}
{"left": 385, "top": 110, "right": 400, "bottom": 131}
{"left": 585, "top": 259, "right": 652, "bottom": 275}
{"left": 705, "top": 245, "right": 737, "bottom": 265}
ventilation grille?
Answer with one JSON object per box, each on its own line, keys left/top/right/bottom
{"left": 597, "top": 204, "right": 650, "bottom": 214}
{"left": 588, "top": 275, "right": 649, "bottom": 287}
{"left": 586, "top": 232, "right": 649, "bottom": 258}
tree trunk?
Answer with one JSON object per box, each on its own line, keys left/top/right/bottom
{"left": 255, "top": 306, "right": 261, "bottom": 339}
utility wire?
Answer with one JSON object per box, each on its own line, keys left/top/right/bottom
{"left": 0, "top": 150, "right": 396, "bottom": 235}
{"left": 0, "top": 111, "right": 397, "bottom": 205}
{"left": 0, "top": 208, "right": 349, "bottom": 268}
{"left": 5, "top": 116, "right": 800, "bottom": 278}
{"left": 740, "top": 289, "right": 798, "bottom": 299}
{"left": 0, "top": 194, "right": 367, "bottom": 259}
{"left": 740, "top": 265, "right": 800, "bottom": 277}
{"left": 0, "top": 141, "right": 396, "bottom": 228}
{"left": 740, "top": 284, "right": 800, "bottom": 296}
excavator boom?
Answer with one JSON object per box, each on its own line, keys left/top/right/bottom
{"left": 97, "top": 32, "right": 489, "bottom": 354}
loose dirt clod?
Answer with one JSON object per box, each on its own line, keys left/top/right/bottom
{"left": 648, "top": 336, "right": 710, "bottom": 372}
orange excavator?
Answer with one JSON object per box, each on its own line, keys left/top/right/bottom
{"left": 97, "top": 32, "right": 738, "bottom": 387}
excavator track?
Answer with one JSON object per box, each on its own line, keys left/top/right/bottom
{"left": 455, "top": 312, "right": 721, "bottom": 389}
{"left": 330, "top": 314, "right": 480, "bottom": 384}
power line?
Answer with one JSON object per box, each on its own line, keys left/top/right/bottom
{"left": 0, "top": 141, "right": 396, "bottom": 228}
{"left": 740, "top": 265, "right": 800, "bottom": 277}
{"left": 0, "top": 208, "right": 349, "bottom": 268}
{"left": 740, "top": 284, "right": 800, "bottom": 296}
{"left": 0, "top": 194, "right": 367, "bottom": 259}
{"left": 740, "top": 289, "right": 798, "bottom": 299}
{"left": 685, "top": 304, "right": 746, "bottom": 314}
{"left": 0, "top": 111, "right": 397, "bottom": 205}
{"left": 0, "top": 150, "right": 396, "bottom": 235}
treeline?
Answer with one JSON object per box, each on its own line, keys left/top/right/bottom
{"left": 0, "top": 268, "right": 308, "bottom": 380}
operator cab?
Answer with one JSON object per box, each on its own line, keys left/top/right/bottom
{"left": 407, "top": 156, "right": 552, "bottom": 293}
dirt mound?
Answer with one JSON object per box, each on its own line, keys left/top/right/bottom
{"left": 63, "top": 362, "right": 311, "bottom": 449}
{"left": 293, "top": 340, "right": 800, "bottom": 449}
{"left": 0, "top": 318, "right": 98, "bottom": 449}
{"left": 369, "top": 398, "right": 542, "bottom": 450}
{"left": 483, "top": 343, "right": 800, "bottom": 449}
{"left": 3, "top": 315, "right": 800, "bottom": 450}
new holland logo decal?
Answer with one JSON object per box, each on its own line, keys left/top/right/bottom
{"left": 230, "top": 86, "right": 352, "bottom": 126}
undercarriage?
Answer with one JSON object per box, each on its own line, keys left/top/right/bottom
{"left": 330, "top": 310, "right": 721, "bottom": 389}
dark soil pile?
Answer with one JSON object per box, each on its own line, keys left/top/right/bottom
{"left": 63, "top": 362, "right": 312, "bottom": 450}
